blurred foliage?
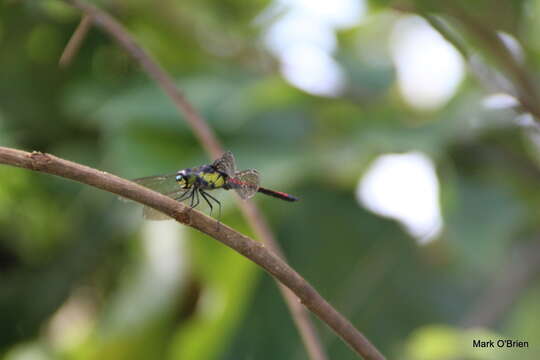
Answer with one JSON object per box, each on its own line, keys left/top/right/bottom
{"left": 1, "top": 0, "right": 540, "bottom": 359}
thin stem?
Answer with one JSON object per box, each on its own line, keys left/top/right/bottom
{"left": 419, "top": 6, "right": 540, "bottom": 120}
{"left": 447, "top": 5, "right": 540, "bottom": 119}
{"left": 59, "top": 14, "right": 93, "bottom": 67}
{"left": 420, "top": 13, "right": 469, "bottom": 59}
{"left": 65, "top": 0, "right": 222, "bottom": 156}
{"left": 60, "top": 0, "right": 329, "bottom": 358}
{"left": 0, "top": 146, "right": 385, "bottom": 360}
{"left": 393, "top": 3, "right": 540, "bottom": 121}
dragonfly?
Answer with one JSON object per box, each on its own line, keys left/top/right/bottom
{"left": 133, "top": 151, "right": 299, "bottom": 220}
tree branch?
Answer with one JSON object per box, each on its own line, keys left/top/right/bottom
{"left": 0, "top": 146, "right": 385, "bottom": 360}
{"left": 393, "top": 3, "right": 540, "bottom": 121}
{"left": 59, "top": 0, "right": 328, "bottom": 358}
{"left": 64, "top": 0, "right": 222, "bottom": 156}
{"left": 443, "top": 4, "right": 540, "bottom": 120}
{"left": 59, "top": 14, "right": 92, "bottom": 67}
{"left": 418, "top": 7, "right": 540, "bottom": 121}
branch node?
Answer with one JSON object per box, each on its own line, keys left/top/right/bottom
{"left": 177, "top": 211, "right": 191, "bottom": 224}
{"left": 28, "top": 151, "right": 51, "bottom": 170}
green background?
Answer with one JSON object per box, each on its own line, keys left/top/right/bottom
{"left": 1, "top": 1, "right": 539, "bottom": 359}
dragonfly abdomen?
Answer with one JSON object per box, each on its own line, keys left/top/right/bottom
{"left": 257, "top": 187, "right": 299, "bottom": 202}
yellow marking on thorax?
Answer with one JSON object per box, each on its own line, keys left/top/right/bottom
{"left": 201, "top": 171, "right": 226, "bottom": 188}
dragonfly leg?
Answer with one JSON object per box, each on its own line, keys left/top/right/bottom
{"left": 190, "top": 187, "right": 200, "bottom": 209}
{"left": 182, "top": 188, "right": 197, "bottom": 224}
{"left": 201, "top": 190, "right": 221, "bottom": 221}
{"left": 175, "top": 188, "right": 193, "bottom": 202}
{"left": 200, "top": 190, "right": 222, "bottom": 231}
{"left": 200, "top": 190, "right": 213, "bottom": 217}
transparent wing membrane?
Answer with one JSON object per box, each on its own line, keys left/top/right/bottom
{"left": 133, "top": 173, "right": 179, "bottom": 195}
{"left": 133, "top": 174, "right": 183, "bottom": 220}
{"left": 231, "top": 169, "right": 260, "bottom": 199}
{"left": 142, "top": 206, "right": 173, "bottom": 221}
{"left": 141, "top": 187, "right": 195, "bottom": 220}
{"left": 212, "top": 151, "right": 236, "bottom": 177}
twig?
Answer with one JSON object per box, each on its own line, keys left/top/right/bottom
{"left": 393, "top": 3, "right": 540, "bottom": 121}
{"left": 59, "top": 14, "right": 92, "bottom": 67}
{"left": 64, "top": 0, "right": 221, "bottom": 155}
{"left": 60, "top": 1, "right": 328, "bottom": 359}
{"left": 420, "top": 13, "right": 469, "bottom": 60}
{"left": 414, "top": 6, "right": 540, "bottom": 120}
{"left": 443, "top": 4, "right": 540, "bottom": 120}
{"left": 0, "top": 146, "right": 385, "bottom": 360}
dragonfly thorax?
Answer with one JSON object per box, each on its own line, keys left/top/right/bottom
{"left": 175, "top": 166, "right": 227, "bottom": 190}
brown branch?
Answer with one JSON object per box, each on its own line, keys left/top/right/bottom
{"left": 393, "top": 3, "right": 540, "bottom": 121}
{"left": 444, "top": 4, "right": 540, "bottom": 120}
{"left": 420, "top": 13, "right": 469, "bottom": 60}
{"left": 59, "top": 14, "right": 92, "bottom": 67}
{"left": 59, "top": 0, "right": 329, "bottom": 359}
{"left": 0, "top": 146, "right": 385, "bottom": 360}
{"left": 64, "top": 0, "right": 222, "bottom": 156}
{"left": 413, "top": 5, "right": 540, "bottom": 120}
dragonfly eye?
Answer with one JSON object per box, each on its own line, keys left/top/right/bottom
{"left": 175, "top": 174, "right": 183, "bottom": 183}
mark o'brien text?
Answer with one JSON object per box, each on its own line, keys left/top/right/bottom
{"left": 473, "top": 339, "right": 529, "bottom": 348}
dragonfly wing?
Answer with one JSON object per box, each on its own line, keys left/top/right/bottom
{"left": 142, "top": 206, "right": 173, "bottom": 221}
{"left": 212, "top": 151, "right": 236, "bottom": 177}
{"left": 232, "top": 169, "right": 260, "bottom": 200}
{"left": 119, "top": 173, "right": 176, "bottom": 203}
{"left": 133, "top": 173, "right": 181, "bottom": 220}
{"left": 132, "top": 173, "right": 179, "bottom": 195}
{"left": 141, "top": 189, "right": 192, "bottom": 220}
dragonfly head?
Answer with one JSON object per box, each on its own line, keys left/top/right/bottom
{"left": 176, "top": 169, "right": 195, "bottom": 188}
{"left": 175, "top": 170, "right": 188, "bottom": 188}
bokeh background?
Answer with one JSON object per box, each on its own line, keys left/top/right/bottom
{"left": 1, "top": 0, "right": 540, "bottom": 359}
